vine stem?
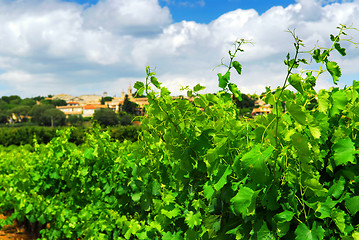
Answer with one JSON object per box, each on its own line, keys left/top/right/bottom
{"left": 273, "top": 31, "right": 301, "bottom": 179}
{"left": 314, "top": 26, "right": 345, "bottom": 80}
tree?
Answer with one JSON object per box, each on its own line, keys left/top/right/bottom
{"left": 41, "top": 99, "right": 67, "bottom": 106}
{"left": 21, "top": 98, "right": 36, "bottom": 106}
{"left": 29, "top": 104, "right": 65, "bottom": 126}
{"left": 233, "top": 93, "right": 255, "bottom": 109}
{"left": 30, "top": 104, "right": 55, "bottom": 124}
{"left": 119, "top": 112, "right": 133, "bottom": 126}
{"left": 1, "top": 95, "right": 21, "bottom": 104}
{"left": 0, "top": 113, "right": 8, "bottom": 124}
{"left": 42, "top": 108, "right": 66, "bottom": 126}
{"left": 11, "top": 105, "right": 31, "bottom": 122}
{"left": 122, "top": 95, "right": 138, "bottom": 115}
{"left": 67, "top": 115, "right": 83, "bottom": 126}
{"left": 101, "top": 96, "right": 114, "bottom": 104}
{"left": 93, "top": 108, "right": 119, "bottom": 126}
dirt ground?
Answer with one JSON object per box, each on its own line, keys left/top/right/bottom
{"left": 0, "top": 214, "right": 37, "bottom": 240}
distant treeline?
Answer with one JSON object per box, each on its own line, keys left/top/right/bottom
{"left": 0, "top": 125, "right": 140, "bottom": 146}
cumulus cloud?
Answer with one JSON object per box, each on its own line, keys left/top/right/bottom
{"left": 0, "top": 0, "right": 358, "bottom": 97}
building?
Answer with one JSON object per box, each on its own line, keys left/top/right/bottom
{"left": 82, "top": 104, "right": 108, "bottom": 118}
{"left": 251, "top": 99, "right": 272, "bottom": 116}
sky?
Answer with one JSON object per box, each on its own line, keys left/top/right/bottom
{"left": 0, "top": 0, "right": 358, "bottom": 98}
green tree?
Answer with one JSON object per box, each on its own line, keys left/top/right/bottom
{"left": 122, "top": 95, "right": 138, "bottom": 115}
{"left": 29, "top": 104, "right": 65, "bottom": 126}
{"left": 1, "top": 95, "right": 21, "bottom": 104}
{"left": 66, "top": 114, "right": 84, "bottom": 126}
{"left": 42, "top": 108, "right": 66, "bottom": 127}
{"left": 233, "top": 93, "right": 255, "bottom": 109}
{"left": 118, "top": 112, "right": 133, "bottom": 126}
{"left": 101, "top": 96, "right": 114, "bottom": 104}
{"left": 21, "top": 98, "right": 36, "bottom": 106}
{"left": 93, "top": 108, "right": 119, "bottom": 126}
{"left": 0, "top": 113, "right": 8, "bottom": 124}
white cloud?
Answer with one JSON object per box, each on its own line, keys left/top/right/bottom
{"left": 0, "top": 0, "right": 358, "bottom": 98}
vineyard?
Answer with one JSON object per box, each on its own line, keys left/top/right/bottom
{"left": 1, "top": 25, "right": 359, "bottom": 239}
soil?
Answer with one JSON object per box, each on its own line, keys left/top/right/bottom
{"left": 0, "top": 214, "right": 37, "bottom": 240}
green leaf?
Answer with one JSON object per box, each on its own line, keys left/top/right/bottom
{"left": 151, "top": 76, "right": 161, "bottom": 88}
{"left": 295, "top": 222, "right": 325, "bottom": 240}
{"left": 288, "top": 73, "right": 304, "bottom": 94}
{"left": 257, "top": 221, "right": 276, "bottom": 240}
{"left": 213, "top": 166, "right": 232, "bottom": 191}
{"left": 203, "top": 181, "right": 215, "bottom": 200}
{"left": 286, "top": 100, "right": 307, "bottom": 125}
{"left": 218, "top": 71, "right": 230, "bottom": 89}
{"left": 161, "top": 208, "right": 181, "bottom": 219}
{"left": 330, "top": 34, "right": 336, "bottom": 42}
{"left": 232, "top": 61, "right": 242, "bottom": 75}
{"left": 230, "top": 186, "right": 255, "bottom": 216}
{"left": 161, "top": 87, "right": 171, "bottom": 96}
{"left": 131, "top": 192, "right": 142, "bottom": 202}
{"left": 228, "top": 83, "right": 241, "bottom": 100}
{"left": 318, "top": 90, "right": 330, "bottom": 114}
{"left": 134, "top": 81, "right": 144, "bottom": 90}
{"left": 334, "top": 43, "right": 346, "bottom": 56}
{"left": 274, "top": 210, "right": 295, "bottom": 237}
{"left": 291, "top": 133, "right": 311, "bottom": 158}
{"left": 238, "top": 145, "right": 273, "bottom": 184}
{"left": 313, "top": 49, "right": 322, "bottom": 63}
{"left": 326, "top": 61, "right": 341, "bottom": 84}
{"left": 329, "top": 176, "right": 346, "bottom": 199}
{"left": 330, "top": 90, "right": 347, "bottom": 116}
{"left": 194, "top": 97, "right": 207, "bottom": 109}
{"left": 274, "top": 210, "right": 295, "bottom": 222}
{"left": 185, "top": 211, "right": 202, "bottom": 228}
{"left": 333, "top": 138, "right": 355, "bottom": 166}
{"left": 345, "top": 196, "right": 359, "bottom": 215}
{"left": 331, "top": 209, "right": 346, "bottom": 233}
{"left": 193, "top": 84, "right": 206, "bottom": 92}
{"left": 206, "top": 94, "right": 218, "bottom": 104}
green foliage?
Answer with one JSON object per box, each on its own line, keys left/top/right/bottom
{"left": 118, "top": 112, "right": 133, "bottom": 126}
{"left": 121, "top": 95, "right": 138, "bottom": 115}
{"left": 1, "top": 25, "right": 359, "bottom": 239}
{"left": 93, "top": 108, "right": 119, "bottom": 126}
{"left": 66, "top": 114, "right": 84, "bottom": 126}
{"left": 101, "top": 96, "right": 114, "bottom": 104}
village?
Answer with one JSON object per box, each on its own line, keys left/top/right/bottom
{"left": 52, "top": 84, "right": 272, "bottom": 118}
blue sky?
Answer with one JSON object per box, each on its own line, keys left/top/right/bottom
{"left": 0, "top": 0, "right": 358, "bottom": 97}
{"left": 66, "top": 0, "right": 296, "bottom": 23}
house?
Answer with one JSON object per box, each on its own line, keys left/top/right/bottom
{"left": 82, "top": 104, "right": 108, "bottom": 118}
{"left": 56, "top": 101, "right": 83, "bottom": 117}
{"left": 251, "top": 99, "right": 272, "bottom": 116}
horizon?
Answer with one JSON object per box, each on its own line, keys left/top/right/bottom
{"left": 0, "top": 0, "right": 358, "bottom": 98}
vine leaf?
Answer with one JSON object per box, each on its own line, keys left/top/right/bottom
{"left": 228, "top": 83, "right": 242, "bottom": 100}
{"left": 230, "top": 186, "right": 255, "bottom": 217}
{"left": 232, "top": 61, "right": 242, "bottom": 75}
{"left": 151, "top": 76, "right": 161, "bottom": 88}
{"left": 331, "top": 210, "right": 346, "bottom": 233}
{"left": 213, "top": 166, "right": 232, "bottom": 191}
{"left": 218, "top": 71, "right": 230, "bottom": 89}
{"left": 330, "top": 90, "right": 347, "bottom": 116}
{"left": 334, "top": 43, "right": 346, "bottom": 56}
{"left": 185, "top": 211, "right": 202, "bottom": 228}
{"left": 286, "top": 101, "right": 307, "bottom": 125}
{"left": 345, "top": 196, "right": 359, "bottom": 215}
{"left": 295, "top": 222, "right": 325, "bottom": 240}
{"left": 288, "top": 73, "right": 304, "bottom": 94}
{"left": 333, "top": 138, "right": 355, "bottom": 166}
{"left": 326, "top": 61, "right": 341, "bottom": 84}
{"left": 237, "top": 144, "right": 273, "bottom": 184}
